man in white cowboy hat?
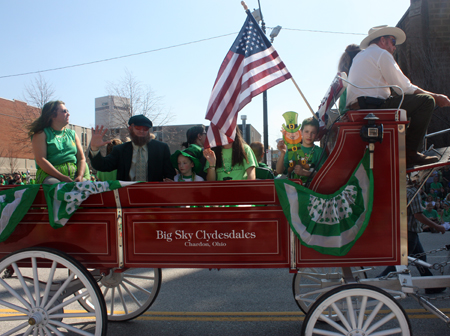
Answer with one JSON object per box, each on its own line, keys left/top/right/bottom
{"left": 346, "top": 25, "right": 450, "bottom": 167}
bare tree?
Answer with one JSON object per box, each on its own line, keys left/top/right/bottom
{"left": 11, "top": 75, "right": 56, "bottom": 155}
{"left": 6, "top": 148, "right": 19, "bottom": 174}
{"left": 23, "top": 73, "right": 56, "bottom": 109}
{"left": 105, "top": 69, "right": 174, "bottom": 129}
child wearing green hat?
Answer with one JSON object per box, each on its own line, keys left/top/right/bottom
{"left": 171, "top": 148, "right": 204, "bottom": 182}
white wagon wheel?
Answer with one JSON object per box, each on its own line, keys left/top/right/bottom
{"left": 292, "top": 267, "right": 368, "bottom": 314}
{"left": 0, "top": 247, "right": 107, "bottom": 336}
{"left": 77, "top": 268, "right": 161, "bottom": 321}
{"left": 301, "top": 284, "right": 411, "bottom": 336}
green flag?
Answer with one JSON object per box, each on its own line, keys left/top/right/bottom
{"left": 43, "top": 181, "right": 138, "bottom": 228}
{"left": 0, "top": 185, "right": 40, "bottom": 242}
{"left": 275, "top": 150, "right": 373, "bottom": 256}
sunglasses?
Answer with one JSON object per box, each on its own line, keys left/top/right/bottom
{"left": 387, "top": 36, "right": 396, "bottom": 46}
{"left": 133, "top": 125, "right": 149, "bottom": 131}
{"left": 61, "top": 109, "right": 69, "bottom": 114}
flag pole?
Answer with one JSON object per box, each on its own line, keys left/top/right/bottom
{"left": 242, "top": 1, "right": 317, "bottom": 122}
{"left": 290, "top": 77, "right": 318, "bottom": 120}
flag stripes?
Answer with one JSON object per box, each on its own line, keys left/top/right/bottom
{"left": 204, "top": 11, "right": 292, "bottom": 149}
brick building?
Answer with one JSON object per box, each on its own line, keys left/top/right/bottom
{"left": 396, "top": 0, "right": 450, "bottom": 148}
{"left": 0, "top": 98, "right": 92, "bottom": 175}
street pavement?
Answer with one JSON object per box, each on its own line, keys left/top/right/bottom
{"left": 1, "top": 231, "right": 449, "bottom": 335}
{"left": 106, "top": 232, "right": 450, "bottom": 336}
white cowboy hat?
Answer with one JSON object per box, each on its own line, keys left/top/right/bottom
{"left": 360, "top": 25, "right": 406, "bottom": 49}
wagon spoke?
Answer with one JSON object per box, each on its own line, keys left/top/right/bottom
{"left": 346, "top": 296, "right": 357, "bottom": 329}
{"left": 110, "top": 287, "right": 116, "bottom": 315}
{"left": 40, "top": 261, "right": 57, "bottom": 308}
{"left": 47, "top": 289, "right": 90, "bottom": 314}
{"left": 44, "top": 272, "right": 75, "bottom": 310}
{"left": 318, "top": 313, "right": 348, "bottom": 334}
{"left": 0, "top": 277, "right": 32, "bottom": 311}
{"left": 123, "top": 278, "right": 152, "bottom": 295}
{"left": 366, "top": 312, "right": 398, "bottom": 335}
{"left": 31, "top": 257, "right": 40, "bottom": 308}
{"left": 0, "top": 315, "right": 28, "bottom": 321}
{"left": 2, "top": 321, "right": 29, "bottom": 336}
{"left": 121, "top": 282, "right": 142, "bottom": 307}
{"left": 49, "top": 319, "right": 96, "bottom": 336}
{"left": 0, "top": 299, "right": 30, "bottom": 315}
{"left": 362, "top": 300, "right": 384, "bottom": 331}
{"left": 11, "top": 262, "right": 36, "bottom": 308}
{"left": 46, "top": 323, "right": 65, "bottom": 336}
{"left": 357, "top": 295, "right": 368, "bottom": 329}
{"left": 33, "top": 326, "right": 38, "bottom": 336}
{"left": 123, "top": 274, "right": 155, "bottom": 281}
{"left": 117, "top": 284, "right": 129, "bottom": 315}
{"left": 50, "top": 312, "right": 97, "bottom": 319}
{"left": 310, "top": 329, "right": 343, "bottom": 336}
{"left": 102, "top": 286, "right": 110, "bottom": 298}
{"left": 22, "top": 325, "right": 34, "bottom": 336}
{"left": 330, "top": 302, "right": 351, "bottom": 331}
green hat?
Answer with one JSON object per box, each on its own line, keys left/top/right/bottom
{"left": 128, "top": 115, "right": 153, "bottom": 128}
{"left": 171, "top": 147, "right": 202, "bottom": 174}
{"left": 282, "top": 111, "right": 299, "bottom": 129}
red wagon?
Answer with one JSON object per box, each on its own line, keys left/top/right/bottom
{"left": 2, "top": 108, "right": 445, "bottom": 336}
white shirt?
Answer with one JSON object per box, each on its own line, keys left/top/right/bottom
{"left": 174, "top": 174, "right": 204, "bottom": 182}
{"left": 346, "top": 44, "right": 418, "bottom": 106}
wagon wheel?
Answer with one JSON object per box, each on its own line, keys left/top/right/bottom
{"left": 77, "top": 268, "right": 162, "bottom": 321}
{"left": 292, "top": 267, "right": 369, "bottom": 315}
{"left": 0, "top": 247, "right": 107, "bottom": 336}
{"left": 301, "top": 284, "right": 411, "bottom": 336}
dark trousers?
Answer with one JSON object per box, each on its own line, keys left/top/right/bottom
{"left": 380, "top": 94, "right": 435, "bottom": 152}
{"left": 378, "top": 231, "right": 433, "bottom": 277}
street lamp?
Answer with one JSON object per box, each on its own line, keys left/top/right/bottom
{"left": 270, "top": 25, "right": 282, "bottom": 43}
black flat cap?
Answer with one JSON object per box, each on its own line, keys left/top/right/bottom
{"left": 128, "top": 115, "right": 153, "bottom": 128}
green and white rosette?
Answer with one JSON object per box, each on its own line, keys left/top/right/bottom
{"left": 43, "top": 181, "right": 137, "bottom": 228}
{"left": 275, "top": 150, "right": 373, "bottom": 256}
{"left": 0, "top": 185, "right": 40, "bottom": 242}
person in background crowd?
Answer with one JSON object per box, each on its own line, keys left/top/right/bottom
{"left": 15, "top": 175, "right": 24, "bottom": 185}
{"left": 28, "top": 100, "right": 90, "bottom": 184}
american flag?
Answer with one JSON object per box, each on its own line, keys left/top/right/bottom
{"left": 204, "top": 10, "right": 292, "bottom": 148}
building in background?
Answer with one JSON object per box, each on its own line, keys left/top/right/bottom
{"left": 0, "top": 97, "right": 92, "bottom": 175}
{"left": 95, "top": 96, "right": 130, "bottom": 129}
{"left": 396, "top": 0, "right": 450, "bottom": 148}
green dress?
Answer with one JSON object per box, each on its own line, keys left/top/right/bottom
{"left": 205, "top": 144, "right": 258, "bottom": 181}
{"left": 35, "top": 128, "right": 90, "bottom": 184}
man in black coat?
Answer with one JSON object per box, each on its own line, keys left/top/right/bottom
{"left": 89, "top": 115, "right": 175, "bottom": 181}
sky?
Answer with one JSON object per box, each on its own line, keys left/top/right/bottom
{"left": 1, "top": 0, "right": 411, "bottom": 149}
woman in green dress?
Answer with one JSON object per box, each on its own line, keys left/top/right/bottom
{"left": 28, "top": 100, "right": 90, "bottom": 184}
